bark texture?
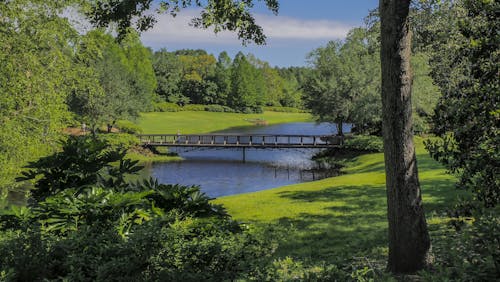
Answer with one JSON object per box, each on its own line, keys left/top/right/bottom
{"left": 379, "top": 0, "right": 431, "bottom": 273}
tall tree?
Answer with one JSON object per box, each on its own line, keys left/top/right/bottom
{"left": 120, "top": 30, "right": 157, "bottom": 111}
{"left": 0, "top": 1, "right": 77, "bottom": 193}
{"left": 303, "top": 28, "right": 381, "bottom": 135}
{"left": 152, "top": 49, "right": 186, "bottom": 104}
{"left": 379, "top": 0, "right": 431, "bottom": 273}
{"left": 69, "top": 30, "right": 143, "bottom": 132}
{"left": 229, "top": 52, "right": 258, "bottom": 111}
{"left": 213, "top": 51, "right": 233, "bottom": 105}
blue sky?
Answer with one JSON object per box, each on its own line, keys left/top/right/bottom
{"left": 140, "top": 1, "right": 378, "bottom": 67}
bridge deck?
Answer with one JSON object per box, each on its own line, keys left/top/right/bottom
{"left": 138, "top": 134, "right": 343, "bottom": 149}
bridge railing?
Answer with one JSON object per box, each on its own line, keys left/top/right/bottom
{"left": 137, "top": 134, "right": 344, "bottom": 147}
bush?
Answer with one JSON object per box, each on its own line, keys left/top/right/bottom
{"left": 183, "top": 104, "right": 206, "bottom": 112}
{"left": 115, "top": 120, "right": 142, "bottom": 134}
{"left": 342, "top": 135, "right": 383, "bottom": 152}
{"left": 2, "top": 136, "right": 279, "bottom": 281}
{"left": 263, "top": 106, "right": 308, "bottom": 113}
{"left": 153, "top": 102, "right": 181, "bottom": 112}
{"left": 423, "top": 212, "right": 500, "bottom": 281}
{"left": 98, "top": 133, "right": 139, "bottom": 150}
{"left": 203, "top": 104, "right": 235, "bottom": 113}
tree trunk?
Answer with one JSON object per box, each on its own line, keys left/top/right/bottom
{"left": 379, "top": 0, "right": 431, "bottom": 273}
{"left": 336, "top": 121, "right": 345, "bottom": 136}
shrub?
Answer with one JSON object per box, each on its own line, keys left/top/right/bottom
{"left": 153, "top": 102, "right": 181, "bottom": 112}
{"left": 263, "top": 106, "right": 308, "bottom": 113}
{"left": 98, "top": 133, "right": 139, "bottom": 150}
{"left": 203, "top": 104, "right": 235, "bottom": 113}
{"left": 183, "top": 104, "right": 206, "bottom": 112}
{"left": 423, "top": 212, "right": 500, "bottom": 281}
{"left": 115, "top": 120, "right": 143, "bottom": 134}
{"left": 2, "top": 136, "right": 279, "bottom": 281}
{"left": 342, "top": 135, "right": 383, "bottom": 152}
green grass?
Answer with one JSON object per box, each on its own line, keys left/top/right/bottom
{"left": 137, "top": 111, "right": 313, "bottom": 134}
{"left": 213, "top": 137, "right": 465, "bottom": 264}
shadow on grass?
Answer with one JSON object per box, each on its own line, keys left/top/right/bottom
{"left": 272, "top": 176, "right": 459, "bottom": 264}
{"left": 275, "top": 184, "right": 388, "bottom": 263}
{"left": 351, "top": 153, "right": 442, "bottom": 174}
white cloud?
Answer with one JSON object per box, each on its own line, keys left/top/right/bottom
{"left": 140, "top": 9, "right": 353, "bottom": 48}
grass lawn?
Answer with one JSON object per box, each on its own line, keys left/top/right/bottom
{"left": 213, "top": 138, "right": 465, "bottom": 265}
{"left": 137, "top": 111, "right": 313, "bottom": 134}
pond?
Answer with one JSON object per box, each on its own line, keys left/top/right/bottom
{"left": 149, "top": 122, "right": 351, "bottom": 197}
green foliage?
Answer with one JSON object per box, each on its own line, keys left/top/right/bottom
{"left": 424, "top": 212, "right": 500, "bottom": 281}
{"left": 0, "top": 1, "right": 76, "bottom": 193}
{"left": 153, "top": 49, "right": 185, "bottom": 104}
{"left": 98, "top": 133, "right": 140, "bottom": 149}
{"left": 303, "top": 28, "right": 381, "bottom": 135}
{"left": 153, "top": 102, "right": 182, "bottom": 112}
{"left": 204, "top": 104, "right": 235, "bottom": 113}
{"left": 1, "top": 136, "right": 277, "bottom": 281}
{"left": 68, "top": 30, "right": 153, "bottom": 132}
{"left": 120, "top": 29, "right": 158, "bottom": 112}
{"left": 425, "top": 0, "right": 499, "bottom": 208}
{"left": 83, "top": 0, "right": 279, "bottom": 45}
{"left": 411, "top": 52, "right": 441, "bottom": 134}
{"left": 342, "top": 135, "right": 384, "bottom": 153}
{"left": 115, "top": 120, "right": 143, "bottom": 134}
{"left": 16, "top": 136, "right": 141, "bottom": 202}
{"left": 229, "top": 52, "right": 260, "bottom": 111}
{"left": 183, "top": 104, "right": 208, "bottom": 112}
{"left": 263, "top": 106, "right": 307, "bottom": 113}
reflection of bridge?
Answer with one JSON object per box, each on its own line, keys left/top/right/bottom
{"left": 138, "top": 134, "right": 343, "bottom": 149}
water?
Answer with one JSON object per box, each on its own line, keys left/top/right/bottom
{"left": 150, "top": 122, "right": 350, "bottom": 197}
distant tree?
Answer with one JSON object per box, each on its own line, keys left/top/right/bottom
{"left": 177, "top": 51, "right": 217, "bottom": 104}
{"left": 120, "top": 30, "right": 157, "bottom": 111}
{"left": 410, "top": 52, "right": 441, "bottom": 133}
{"left": 69, "top": 30, "right": 143, "bottom": 132}
{"left": 261, "top": 63, "right": 285, "bottom": 106}
{"left": 212, "top": 51, "right": 233, "bottom": 105}
{"left": 303, "top": 28, "right": 381, "bottom": 135}
{"left": 380, "top": 0, "right": 431, "bottom": 273}
{"left": 278, "top": 67, "right": 310, "bottom": 108}
{"left": 229, "top": 53, "right": 258, "bottom": 111}
{"left": 153, "top": 49, "right": 186, "bottom": 104}
{"left": 302, "top": 40, "right": 351, "bottom": 135}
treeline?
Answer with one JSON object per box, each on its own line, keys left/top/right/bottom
{"left": 152, "top": 49, "right": 305, "bottom": 113}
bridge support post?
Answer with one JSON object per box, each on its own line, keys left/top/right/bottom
{"left": 242, "top": 147, "right": 246, "bottom": 163}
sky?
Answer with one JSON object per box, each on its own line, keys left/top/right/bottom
{"left": 140, "top": 1, "right": 379, "bottom": 67}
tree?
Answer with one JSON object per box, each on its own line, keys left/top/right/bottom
{"left": 425, "top": 0, "right": 499, "bottom": 208}
{"left": 83, "top": 0, "right": 279, "bottom": 44}
{"left": 229, "top": 53, "right": 259, "bottom": 112}
{"left": 69, "top": 30, "right": 144, "bottom": 132}
{"left": 120, "top": 30, "right": 158, "bottom": 112}
{"left": 152, "top": 49, "right": 186, "bottom": 104}
{"left": 0, "top": 1, "right": 77, "bottom": 194}
{"left": 213, "top": 51, "right": 233, "bottom": 105}
{"left": 303, "top": 28, "right": 381, "bottom": 135}
{"left": 379, "top": 0, "right": 431, "bottom": 273}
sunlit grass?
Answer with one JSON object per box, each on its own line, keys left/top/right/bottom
{"left": 213, "top": 137, "right": 464, "bottom": 263}
{"left": 137, "top": 111, "right": 313, "bottom": 134}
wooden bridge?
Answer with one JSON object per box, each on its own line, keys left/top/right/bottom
{"left": 138, "top": 134, "right": 343, "bottom": 149}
